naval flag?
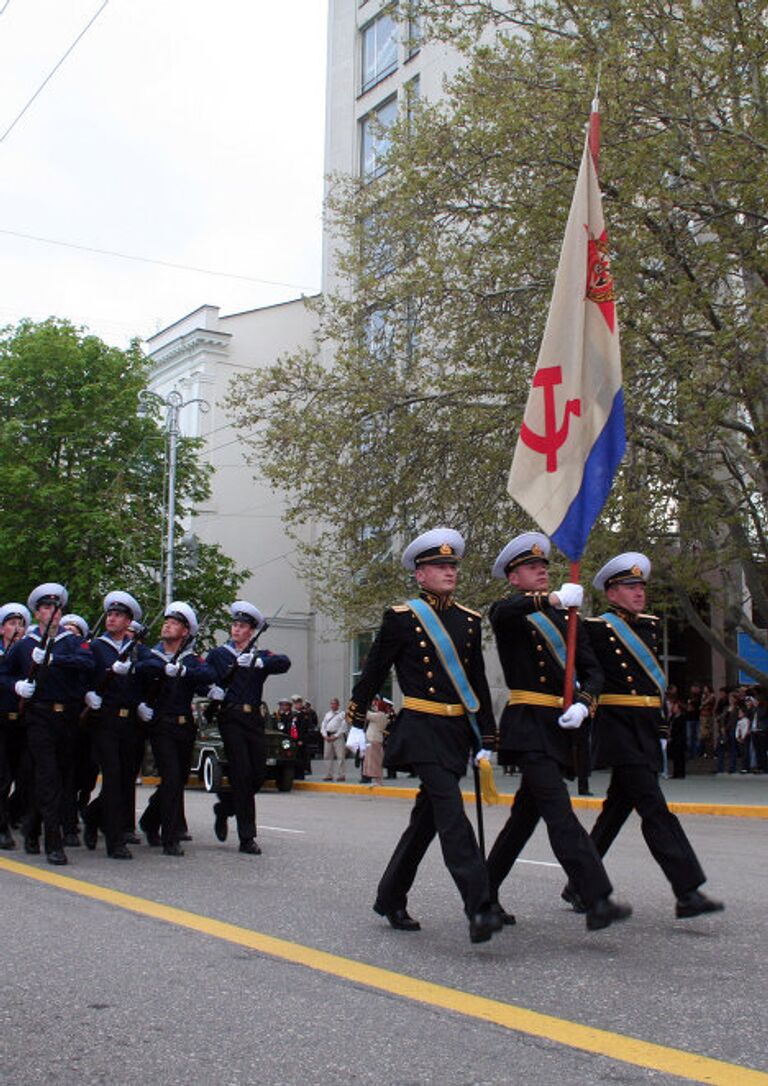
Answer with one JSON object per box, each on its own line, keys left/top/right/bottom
{"left": 507, "top": 101, "right": 625, "bottom": 561}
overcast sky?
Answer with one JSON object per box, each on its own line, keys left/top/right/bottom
{"left": 0, "top": 0, "right": 328, "bottom": 347}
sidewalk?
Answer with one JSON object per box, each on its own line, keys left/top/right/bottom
{"left": 295, "top": 764, "right": 768, "bottom": 818}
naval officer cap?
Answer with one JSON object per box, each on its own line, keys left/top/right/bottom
{"left": 0, "top": 602, "right": 31, "bottom": 627}
{"left": 164, "top": 601, "right": 198, "bottom": 636}
{"left": 593, "top": 552, "right": 651, "bottom": 592}
{"left": 492, "top": 532, "right": 551, "bottom": 579}
{"left": 230, "top": 600, "right": 263, "bottom": 627}
{"left": 104, "top": 590, "right": 143, "bottom": 622}
{"left": 402, "top": 528, "right": 465, "bottom": 571}
{"left": 27, "top": 582, "right": 69, "bottom": 612}
{"left": 61, "top": 613, "right": 90, "bottom": 638}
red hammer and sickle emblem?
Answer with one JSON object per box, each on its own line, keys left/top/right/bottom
{"left": 519, "top": 366, "right": 581, "bottom": 473}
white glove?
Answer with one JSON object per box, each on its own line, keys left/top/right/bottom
{"left": 85, "top": 691, "right": 103, "bottom": 710}
{"left": 111, "top": 658, "right": 132, "bottom": 675}
{"left": 474, "top": 748, "right": 492, "bottom": 766}
{"left": 555, "top": 582, "right": 583, "bottom": 609}
{"left": 236, "top": 651, "right": 255, "bottom": 668}
{"left": 558, "top": 702, "right": 589, "bottom": 729}
{"left": 137, "top": 702, "right": 154, "bottom": 722}
{"left": 31, "top": 646, "right": 47, "bottom": 665}
{"left": 208, "top": 684, "right": 225, "bottom": 701}
{"left": 15, "top": 679, "right": 36, "bottom": 699}
{"left": 165, "top": 662, "right": 185, "bottom": 678}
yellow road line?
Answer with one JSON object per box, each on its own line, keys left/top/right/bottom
{"left": 293, "top": 781, "right": 768, "bottom": 819}
{"left": 2, "top": 856, "right": 766, "bottom": 1086}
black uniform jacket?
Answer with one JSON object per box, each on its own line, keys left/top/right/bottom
{"left": 490, "top": 591, "right": 603, "bottom": 774}
{"left": 348, "top": 591, "right": 496, "bottom": 775}
{"left": 586, "top": 608, "right": 665, "bottom": 772}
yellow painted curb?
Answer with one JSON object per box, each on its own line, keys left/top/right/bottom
{"left": 1, "top": 856, "right": 766, "bottom": 1086}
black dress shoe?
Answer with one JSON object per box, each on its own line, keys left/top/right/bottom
{"left": 676, "top": 890, "right": 725, "bottom": 919}
{"left": 239, "top": 838, "right": 262, "bottom": 855}
{"left": 179, "top": 832, "right": 192, "bottom": 842}
{"left": 83, "top": 825, "right": 98, "bottom": 850}
{"left": 561, "top": 883, "right": 587, "bottom": 914}
{"left": 123, "top": 832, "right": 141, "bottom": 845}
{"left": 213, "top": 803, "right": 228, "bottom": 842}
{"left": 0, "top": 830, "right": 16, "bottom": 850}
{"left": 373, "top": 902, "right": 421, "bottom": 931}
{"left": 24, "top": 836, "right": 41, "bottom": 855}
{"left": 47, "top": 849, "right": 68, "bottom": 866}
{"left": 490, "top": 901, "right": 516, "bottom": 926}
{"left": 469, "top": 907, "right": 504, "bottom": 944}
{"left": 586, "top": 895, "right": 633, "bottom": 931}
{"left": 162, "top": 843, "right": 184, "bottom": 856}
{"left": 108, "top": 845, "right": 133, "bottom": 860}
{"left": 63, "top": 832, "right": 81, "bottom": 847}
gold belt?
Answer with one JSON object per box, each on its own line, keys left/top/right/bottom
{"left": 232, "top": 703, "right": 254, "bottom": 713}
{"left": 508, "top": 690, "right": 563, "bottom": 708}
{"left": 402, "top": 697, "right": 465, "bottom": 717}
{"left": 599, "top": 694, "right": 662, "bottom": 708}
{"left": 6, "top": 712, "right": 18, "bottom": 721}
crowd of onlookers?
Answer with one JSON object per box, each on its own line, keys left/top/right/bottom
{"left": 664, "top": 682, "right": 768, "bottom": 778}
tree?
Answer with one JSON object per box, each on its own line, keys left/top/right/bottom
{"left": 227, "top": 0, "right": 768, "bottom": 678}
{"left": 0, "top": 318, "right": 247, "bottom": 639}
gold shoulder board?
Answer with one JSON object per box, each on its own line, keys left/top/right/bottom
{"left": 391, "top": 604, "right": 410, "bottom": 613}
{"left": 455, "top": 603, "right": 481, "bottom": 618}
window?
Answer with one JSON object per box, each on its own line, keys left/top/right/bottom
{"left": 405, "top": 1, "right": 422, "bottom": 58}
{"left": 360, "top": 95, "right": 397, "bottom": 178}
{"left": 361, "top": 10, "right": 398, "bottom": 93}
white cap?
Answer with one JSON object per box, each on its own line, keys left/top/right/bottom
{"left": 593, "top": 552, "right": 651, "bottom": 592}
{"left": 27, "top": 582, "right": 69, "bottom": 612}
{"left": 61, "top": 613, "right": 90, "bottom": 638}
{"left": 104, "top": 590, "right": 143, "bottom": 622}
{"left": 230, "top": 600, "right": 264, "bottom": 627}
{"left": 491, "top": 532, "right": 551, "bottom": 579}
{"left": 0, "top": 602, "right": 31, "bottom": 627}
{"left": 402, "top": 528, "right": 465, "bottom": 571}
{"left": 164, "top": 601, "right": 198, "bottom": 635}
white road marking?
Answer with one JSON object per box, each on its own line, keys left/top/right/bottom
{"left": 259, "top": 824, "right": 306, "bottom": 835}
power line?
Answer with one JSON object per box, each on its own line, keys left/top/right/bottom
{"left": 0, "top": 227, "right": 318, "bottom": 291}
{"left": 0, "top": 1, "right": 110, "bottom": 145}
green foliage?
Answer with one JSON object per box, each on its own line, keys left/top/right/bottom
{"left": 227, "top": 0, "right": 768, "bottom": 656}
{"left": 0, "top": 318, "right": 247, "bottom": 634}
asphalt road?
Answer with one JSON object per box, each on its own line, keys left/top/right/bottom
{"left": 1, "top": 784, "right": 766, "bottom": 1086}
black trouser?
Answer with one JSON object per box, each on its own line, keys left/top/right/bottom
{"left": 376, "top": 761, "right": 490, "bottom": 918}
{"left": 61, "top": 713, "right": 90, "bottom": 835}
{"left": 216, "top": 709, "right": 266, "bottom": 841}
{"left": 486, "top": 751, "right": 612, "bottom": 909}
{"left": 0, "top": 713, "right": 28, "bottom": 831}
{"left": 25, "top": 704, "right": 75, "bottom": 853}
{"left": 85, "top": 708, "right": 139, "bottom": 852}
{"left": 145, "top": 716, "right": 195, "bottom": 847}
{"left": 590, "top": 765, "right": 705, "bottom": 897}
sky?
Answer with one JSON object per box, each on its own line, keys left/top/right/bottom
{"left": 0, "top": 0, "right": 329, "bottom": 348}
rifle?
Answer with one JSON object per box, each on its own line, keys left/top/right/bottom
{"left": 204, "top": 615, "right": 273, "bottom": 726}
{"left": 18, "top": 605, "right": 60, "bottom": 718}
{"left": 145, "top": 630, "right": 195, "bottom": 713}
{"left": 79, "top": 621, "right": 152, "bottom": 726}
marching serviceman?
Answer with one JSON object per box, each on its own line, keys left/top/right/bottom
{"left": 58, "top": 612, "right": 93, "bottom": 847}
{"left": 135, "top": 602, "right": 213, "bottom": 856}
{"left": 0, "top": 602, "right": 31, "bottom": 849}
{"left": 206, "top": 600, "right": 291, "bottom": 854}
{"left": 560, "top": 553, "right": 724, "bottom": 919}
{"left": 82, "top": 591, "right": 150, "bottom": 860}
{"left": 485, "top": 533, "right": 632, "bottom": 931}
{"left": 0, "top": 583, "right": 94, "bottom": 865}
{"left": 347, "top": 528, "right": 503, "bottom": 945}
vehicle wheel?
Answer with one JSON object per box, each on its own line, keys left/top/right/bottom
{"left": 275, "top": 765, "right": 294, "bottom": 793}
{"left": 202, "top": 753, "right": 223, "bottom": 793}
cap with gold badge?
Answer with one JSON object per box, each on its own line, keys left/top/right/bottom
{"left": 593, "top": 552, "right": 650, "bottom": 592}
{"left": 402, "top": 528, "right": 465, "bottom": 571}
{"left": 491, "top": 532, "right": 551, "bottom": 579}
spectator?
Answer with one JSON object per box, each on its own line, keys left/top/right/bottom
{"left": 320, "top": 697, "right": 347, "bottom": 782}
{"left": 667, "top": 694, "right": 687, "bottom": 778}
{"left": 699, "top": 683, "right": 716, "bottom": 759}
{"left": 363, "top": 697, "right": 387, "bottom": 786}
{"left": 716, "top": 689, "right": 740, "bottom": 775}
{"left": 685, "top": 683, "right": 702, "bottom": 759}
{"left": 750, "top": 687, "right": 768, "bottom": 774}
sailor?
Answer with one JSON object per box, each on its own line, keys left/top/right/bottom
{"left": 135, "top": 602, "right": 214, "bottom": 856}
{"left": 347, "top": 528, "right": 502, "bottom": 944}
{"left": 206, "top": 600, "right": 290, "bottom": 854}
{"left": 58, "top": 613, "right": 93, "bottom": 847}
{"left": 0, "top": 583, "right": 94, "bottom": 864}
{"left": 561, "top": 552, "right": 724, "bottom": 919}
{"left": 484, "top": 533, "right": 631, "bottom": 931}
{"left": 0, "top": 603, "right": 31, "bottom": 849}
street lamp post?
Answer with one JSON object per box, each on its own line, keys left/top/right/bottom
{"left": 139, "top": 388, "right": 210, "bottom": 606}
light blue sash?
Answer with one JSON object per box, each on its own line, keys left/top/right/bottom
{"left": 406, "top": 597, "right": 483, "bottom": 749}
{"left": 526, "top": 611, "right": 567, "bottom": 671}
{"left": 601, "top": 612, "right": 666, "bottom": 695}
